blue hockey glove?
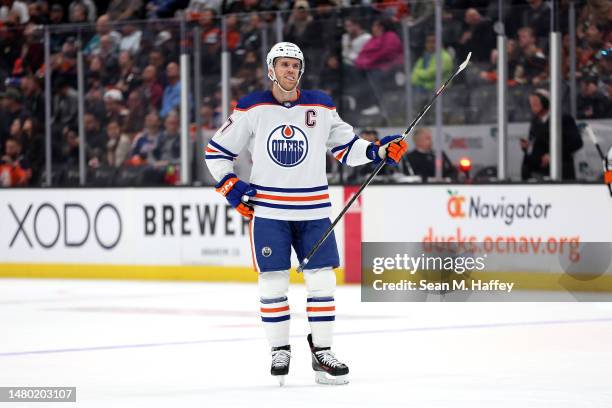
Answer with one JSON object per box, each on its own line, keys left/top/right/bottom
{"left": 366, "top": 135, "right": 408, "bottom": 166}
{"left": 215, "top": 173, "right": 257, "bottom": 219}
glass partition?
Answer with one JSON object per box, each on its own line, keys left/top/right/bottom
{"left": 0, "top": 1, "right": 609, "bottom": 187}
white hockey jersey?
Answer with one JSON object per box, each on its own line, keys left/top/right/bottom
{"left": 205, "top": 89, "right": 373, "bottom": 221}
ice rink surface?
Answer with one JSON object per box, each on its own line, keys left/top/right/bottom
{"left": 1, "top": 279, "right": 612, "bottom": 408}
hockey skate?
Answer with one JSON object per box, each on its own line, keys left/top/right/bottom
{"left": 270, "top": 345, "right": 291, "bottom": 386}
{"left": 307, "top": 334, "right": 349, "bottom": 385}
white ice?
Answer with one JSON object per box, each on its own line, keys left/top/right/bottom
{"left": 1, "top": 279, "right": 612, "bottom": 408}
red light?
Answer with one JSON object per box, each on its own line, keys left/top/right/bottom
{"left": 459, "top": 157, "right": 472, "bottom": 173}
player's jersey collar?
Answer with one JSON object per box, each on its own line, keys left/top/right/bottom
{"left": 271, "top": 89, "right": 301, "bottom": 108}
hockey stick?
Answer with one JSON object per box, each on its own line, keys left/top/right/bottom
{"left": 584, "top": 125, "right": 612, "bottom": 197}
{"left": 296, "top": 52, "right": 473, "bottom": 273}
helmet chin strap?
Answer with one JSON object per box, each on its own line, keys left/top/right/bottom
{"left": 269, "top": 70, "right": 301, "bottom": 94}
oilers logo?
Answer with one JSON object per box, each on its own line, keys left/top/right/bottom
{"left": 267, "top": 125, "right": 309, "bottom": 167}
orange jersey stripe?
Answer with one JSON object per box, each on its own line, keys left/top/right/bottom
{"left": 234, "top": 103, "right": 278, "bottom": 111}
{"left": 206, "top": 147, "right": 220, "bottom": 153}
{"left": 334, "top": 149, "right": 347, "bottom": 161}
{"left": 261, "top": 306, "right": 290, "bottom": 313}
{"left": 298, "top": 104, "right": 336, "bottom": 110}
{"left": 306, "top": 306, "right": 335, "bottom": 312}
{"left": 255, "top": 193, "right": 329, "bottom": 202}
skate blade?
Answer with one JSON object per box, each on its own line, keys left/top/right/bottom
{"left": 315, "top": 371, "right": 349, "bottom": 385}
{"left": 276, "top": 375, "right": 286, "bottom": 386}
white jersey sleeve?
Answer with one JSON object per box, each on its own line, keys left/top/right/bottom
{"left": 204, "top": 109, "right": 252, "bottom": 182}
{"left": 326, "top": 109, "right": 372, "bottom": 167}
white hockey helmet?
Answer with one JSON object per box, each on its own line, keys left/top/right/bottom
{"left": 266, "top": 42, "right": 305, "bottom": 83}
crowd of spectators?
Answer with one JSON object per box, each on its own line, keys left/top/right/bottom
{"left": 0, "top": 0, "right": 610, "bottom": 187}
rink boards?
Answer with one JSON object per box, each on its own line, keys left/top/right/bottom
{"left": 0, "top": 185, "right": 611, "bottom": 289}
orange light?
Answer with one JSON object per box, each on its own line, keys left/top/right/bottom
{"left": 459, "top": 157, "right": 472, "bottom": 173}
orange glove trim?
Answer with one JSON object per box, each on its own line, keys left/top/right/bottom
{"left": 215, "top": 176, "right": 238, "bottom": 197}
{"left": 236, "top": 203, "right": 254, "bottom": 220}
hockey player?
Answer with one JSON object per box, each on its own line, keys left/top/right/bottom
{"left": 205, "top": 42, "right": 407, "bottom": 386}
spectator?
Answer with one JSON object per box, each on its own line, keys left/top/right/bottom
{"left": 577, "top": 23, "right": 607, "bottom": 77}
{"left": 577, "top": 76, "right": 610, "bottom": 119}
{"left": 20, "top": 116, "right": 43, "bottom": 184}
{"left": 90, "top": 34, "right": 120, "bottom": 83}
{"left": 515, "top": 26, "right": 547, "bottom": 86}
{"left": 140, "top": 65, "right": 163, "bottom": 110}
{"left": 0, "top": 0, "right": 29, "bottom": 24}
{"left": 48, "top": 3, "right": 65, "bottom": 25}
{"left": 148, "top": 50, "right": 167, "bottom": 86}
{"left": 521, "top": 0, "right": 550, "bottom": 40}
{"left": 83, "top": 112, "right": 106, "bottom": 159}
{"left": 54, "top": 37, "right": 79, "bottom": 77}
{"left": 521, "top": 89, "right": 583, "bottom": 180}
{"left": 84, "top": 14, "right": 122, "bottom": 56}
{"left": 106, "top": 120, "right": 132, "bottom": 167}
{"left": 119, "top": 22, "right": 142, "bottom": 55}
{"left": 231, "top": 49, "right": 261, "bottom": 97}
{"left": 154, "top": 111, "right": 181, "bottom": 166}
{"left": 130, "top": 111, "right": 162, "bottom": 161}
{"left": 0, "top": 19, "right": 22, "bottom": 76}
{"left": 9, "top": 116, "right": 22, "bottom": 139}
{"left": 69, "top": 2, "right": 88, "bottom": 23}
{"left": 402, "top": 127, "right": 457, "bottom": 182}
{"left": 87, "top": 55, "right": 110, "bottom": 89}
{"left": 103, "top": 89, "right": 128, "bottom": 127}
{"left": 372, "top": 0, "right": 409, "bottom": 22}
{"left": 115, "top": 51, "right": 141, "bottom": 96}
{"left": 284, "top": 0, "right": 313, "bottom": 49}
{"left": 341, "top": 17, "right": 371, "bottom": 67}
{"left": 186, "top": 0, "right": 222, "bottom": 17}
{"left": 0, "top": 137, "right": 30, "bottom": 186}
{"left": 16, "top": 24, "right": 44, "bottom": 77}
{"left": 302, "top": 0, "right": 339, "bottom": 53}
{"left": 51, "top": 75, "right": 78, "bottom": 140}
{"left": 411, "top": 33, "right": 453, "bottom": 92}
{"left": 238, "top": 11, "right": 263, "bottom": 53}
{"left": 223, "top": 0, "right": 260, "bottom": 15}
{"left": 152, "top": 29, "right": 178, "bottom": 67}
{"left": 27, "top": 1, "right": 48, "bottom": 24}
{"left": 199, "top": 102, "right": 219, "bottom": 130}
{"left": 160, "top": 62, "right": 181, "bottom": 118}
{"left": 20, "top": 75, "right": 44, "bottom": 122}
{"left": 479, "top": 39, "right": 522, "bottom": 86}
{"left": 198, "top": 8, "right": 221, "bottom": 45}
{"left": 147, "top": 0, "right": 192, "bottom": 18}
{"left": 0, "top": 88, "right": 26, "bottom": 151}
{"left": 57, "top": 126, "right": 79, "bottom": 166}
{"left": 223, "top": 13, "right": 241, "bottom": 52}
{"left": 593, "top": 41, "right": 612, "bottom": 79}
{"left": 123, "top": 90, "right": 146, "bottom": 135}
{"left": 352, "top": 18, "right": 404, "bottom": 114}
{"left": 456, "top": 8, "right": 496, "bottom": 65}
{"left": 319, "top": 53, "right": 341, "bottom": 101}
{"left": 106, "top": 0, "right": 142, "bottom": 21}
{"left": 197, "top": 8, "right": 222, "bottom": 91}
{"left": 69, "top": 0, "right": 97, "bottom": 22}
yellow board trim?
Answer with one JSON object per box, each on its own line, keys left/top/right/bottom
{"left": 0, "top": 263, "right": 345, "bottom": 285}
